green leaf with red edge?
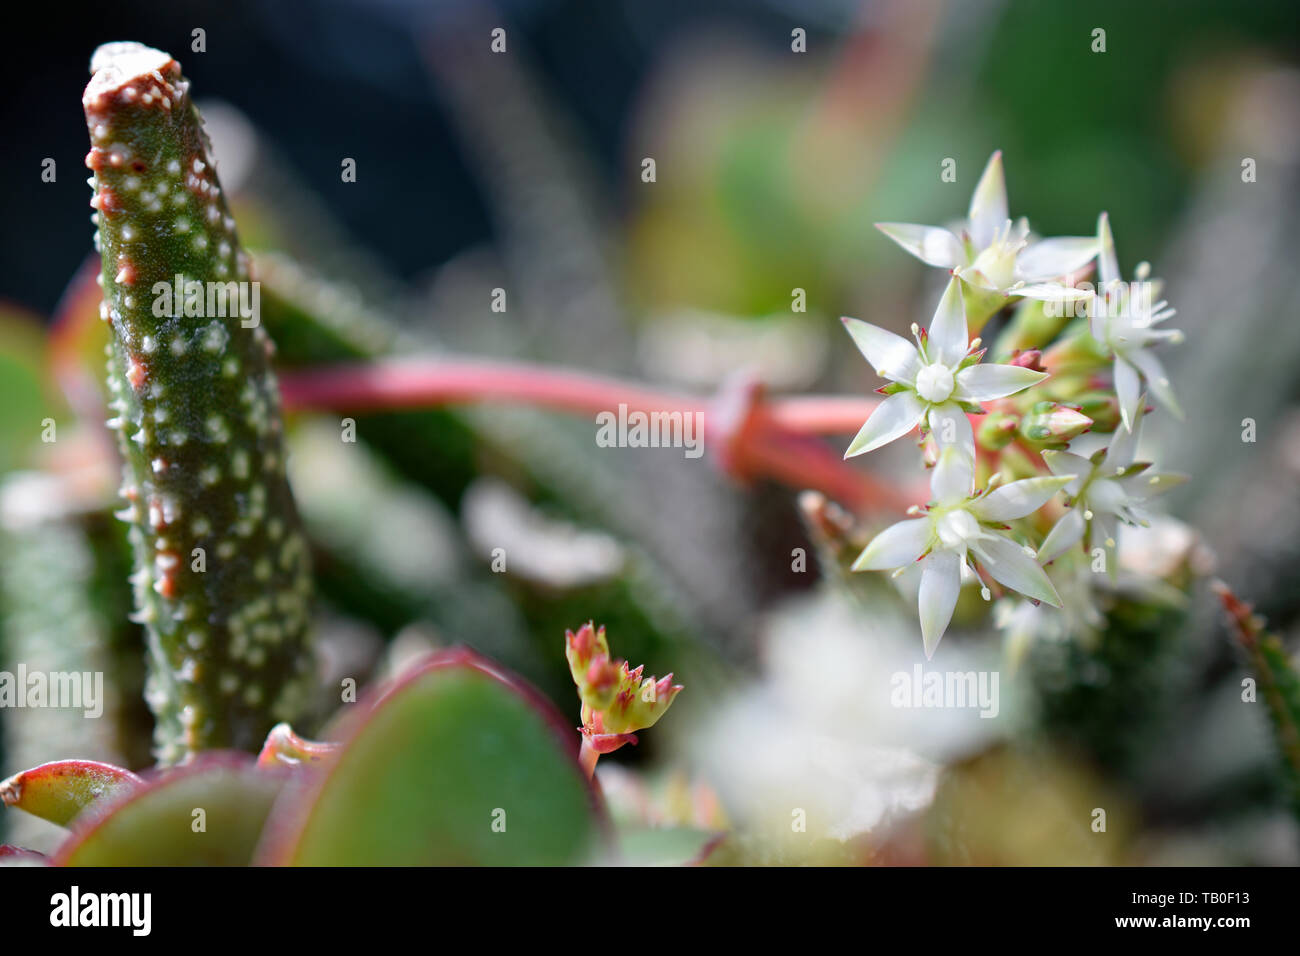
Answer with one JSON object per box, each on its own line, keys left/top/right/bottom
{"left": 256, "top": 722, "right": 341, "bottom": 769}
{"left": 258, "top": 648, "right": 605, "bottom": 865}
{"left": 0, "top": 845, "right": 46, "bottom": 866}
{"left": 53, "top": 754, "right": 286, "bottom": 866}
{"left": 0, "top": 760, "right": 142, "bottom": 828}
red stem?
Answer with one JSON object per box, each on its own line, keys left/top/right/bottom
{"left": 278, "top": 358, "right": 912, "bottom": 512}
{"left": 578, "top": 738, "right": 599, "bottom": 780}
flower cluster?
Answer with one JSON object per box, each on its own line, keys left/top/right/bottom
{"left": 565, "top": 622, "right": 682, "bottom": 754}
{"left": 844, "top": 153, "right": 1186, "bottom": 657}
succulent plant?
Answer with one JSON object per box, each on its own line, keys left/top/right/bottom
{"left": 0, "top": 28, "right": 1292, "bottom": 876}
{"left": 83, "top": 43, "right": 313, "bottom": 761}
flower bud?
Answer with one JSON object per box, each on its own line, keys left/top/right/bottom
{"left": 1019, "top": 402, "right": 1092, "bottom": 449}
{"left": 978, "top": 412, "right": 1020, "bottom": 451}
{"left": 1040, "top": 328, "right": 1108, "bottom": 375}
{"left": 1074, "top": 392, "right": 1123, "bottom": 432}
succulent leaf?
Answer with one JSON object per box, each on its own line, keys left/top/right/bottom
{"left": 53, "top": 753, "right": 284, "bottom": 865}
{"left": 0, "top": 760, "right": 142, "bottom": 828}
{"left": 566, "top": 621, "right": 682, "bottom": 748}
{"left": 83, "top": 43, "right": 313, "bottom": 761}
{"left": 259, "top": 648, "right": 603, "bottom": 865}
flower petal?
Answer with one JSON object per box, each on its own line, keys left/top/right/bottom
{"left": 930, "top": 445, "right": 974, "bottom": 503}
{"left": 1013, "top": 282, "right": 1093, "bottom": 303}
{"left": 874, "top": 223, "right": 962, "bottom": 268}
{"left": 927, "top": 276, "right": 970, "bottom": 367}
{"left": 1040, "top": 449, "right": 1088, "bottom": 496}
{"left": 1104, "top": 403, "right": 1143, "bottom": 468}
{"left": 953, "top": 363, "right": 1047, "bottom": 403}
{"left": 1117, "top": 470, "right": 1188, "bottom": 500}
{"left": 918, "top": 551, "right": 962, "bottom": 658}
{"left": 841, "top": 317, "right": 922, "bottom": 383}
{"left": 1097, "top": 212, "right": 1120, "bottom": 287}
{"left": 974, "top": 535, "right": 1062, "bottom": 607}
{"left": 967, "top": 151, "right": 1007, "bottom": 250}
{"left": 851, "top": 518, "right": 933, "bottom": 571}
{"left": 1126, "top": 348, "right": 1183, "bottom": 419}
{"left": 970, "top": 475, "right": 1072, "bottom": 522}
{"left": 927, "top": 401, "right": 975, "bottom": 462}
{"left": 845, "top": 391, "right": 926, "bottom": 458}
{"left": 1015, "top": 236, "right": 1097, "bottom": 282}
{"left": 1041, "top": 449, "right": 1092, "bottom": 479}
{"left": 1039, "top": 508, "right": 1086, "bottom": 563}
{"left": 1113, "top": 355, "right": 1141, "bottom": 432}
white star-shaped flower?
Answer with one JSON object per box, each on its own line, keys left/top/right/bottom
{"left": 876, "top": 152, "right": 1097, "bottom": 323}
{"left": 851, "top": 446, "right": 1072, "bottom": 657}
{"left": 842, "top": 276, "right": 1047, "bottom": 460}
{"left": 1038, "top": 401, "right": 1187, "bottom": 577}
{"left": 1089, "top": 212, "right": 1184, "bottom": 430}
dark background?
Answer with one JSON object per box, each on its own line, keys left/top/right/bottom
{"left": 3, "top": 0, "right": 1297, "bottom": 317}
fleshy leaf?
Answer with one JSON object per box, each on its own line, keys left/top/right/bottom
{"left": 259, "top": 648, "right": 604, "bottom": 865}
{"left": 565, "top": 621, "right": 618, "bottom": 711}
{"left": 565, "top": 623, "right": 683, "bottom": 745}
{"left": 84, "top": 42, "right": 313, "bottom": 760}
{"left": 53, "top": 754, "right": 285, "bottom": 865}
{"left": 0, "top": 760, "right": 143, "bottom": 828}
{"left": 256, "top": 723, "right": 341, "bottom": 769}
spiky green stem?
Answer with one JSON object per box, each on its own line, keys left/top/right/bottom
{"left": 83, "top": 43, "right": 312, "bottom": 762}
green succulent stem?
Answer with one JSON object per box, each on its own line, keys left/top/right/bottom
{"left": 83, "top": 43, "right": 312, "bottom": 762}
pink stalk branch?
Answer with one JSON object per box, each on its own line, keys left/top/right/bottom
{"left": 278, "top": 357, "right": 912, "bottom": 512}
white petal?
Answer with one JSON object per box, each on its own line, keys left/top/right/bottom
{"left": 1013, "top": 281, "right": 1093, "bottom": 303}
{"left": 1127, "top": 348, "right": 1183, "bottom": 419}
{"left": 970, "top": 475, "right": 1072, "bottom": 522}
{"left": 1113, "top": 355, "right": 1141, "bottom": 432}
{"left": 874, "top": 223, "right": 962, "bottom": 268}
{"left": 927, "top": 402, "right": 975, "bottom": 462}
{"left": 1038, "top": 508, "right": 1086, "bottom": 563}
{"left": 967, "top": 151, "right": 1007, "bottom": 250}
{"left": 845, "top": 391, "right": 926, "bottom": 458}
{"left": 1104, "top": 404, "right": 1143, "bottom": 468}
{"left": 851, "top": 518, "right": 932, "bottom": 571}
{"left": 841, "top": 317, "right": 922, "bottom": 383}
{"left": 1117, "top": 470, "right": 1188, "bottom": 500}
{"left": 1040, "top": 449, "right": 1089, "bottom": 496}
{"left": 1088, "top": 298, "right": 1108, "bottom": 343}
{"left": 953, "top": 363, "right": 1047, "bottom": 403}
{"left": 918, "top": 551, "right": 962, "bottom": 658}
{"left": 974, "top": 535, "right": 1062, "bottom": 607}
{"left": 930, "top": 446, "right": 974, "bottom": 503}
{"left": 1015, "top": 236, "right": 1097, "bottom": 282}
{"left": 1042, "top": 449, "right": 1091, "bottom": 478}
{"left": 1097, "top": 212, "right": 1120, "bottom": 287}
{"left": 927, "top": 277, "right": 969, "bottom": 367}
